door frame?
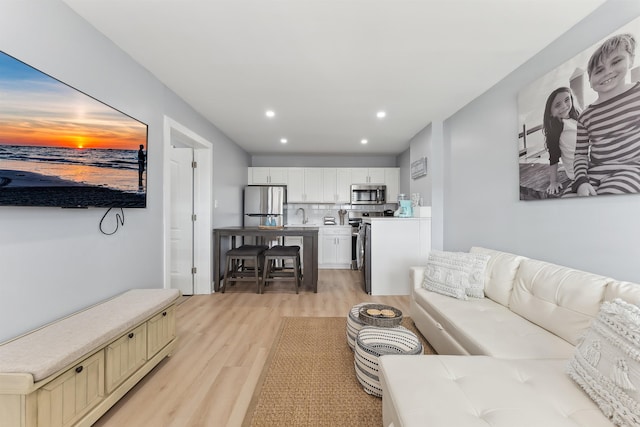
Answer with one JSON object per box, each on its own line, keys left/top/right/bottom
{"left": 163, "top": 116, "right": 213, "bottom": 294}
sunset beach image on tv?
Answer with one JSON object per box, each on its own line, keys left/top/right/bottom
{"left": 0, "top": 51, "right": 148, "bottom": 208}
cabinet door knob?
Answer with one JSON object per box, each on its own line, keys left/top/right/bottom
{"left": 162, "top": 311, "right": 167, "bottom": 316}
{"left": 75, "top": 366, "right": 83, "bottom": 374}
{"left": 128, "top": 332, "right": 134, "bottom": 339}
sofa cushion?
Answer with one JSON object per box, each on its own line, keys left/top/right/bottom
{"left": 414, "top": 287, "right": 575, "bottom": 359}
{"left": 567, "top": 298, "right": 640, "bottom": 426}
{"left": 510, "top": 258, "right": 611, "bottom": 346}
{"left": 470, "top": 247, "right": 525, "bottom": 307}
{"left": 379, "top": 355, "right": 613, "bottom": 427}
{"left": 605, "top": 281, "right": 640, "bottom": 305}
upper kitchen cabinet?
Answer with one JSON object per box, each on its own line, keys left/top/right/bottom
{"left": 322, "top": 168, "right": 352, "bottom": 203}
{"left": 336, "top": 168, "right": 352, "bottom": 202}
{"left": 384, "top": 168, "right": 400, "bottom": 203}
{"left": 288, "top": 168, "right": 324, "bottom": 202}
{"left": 248, "top": 167, "right": 288, "bottom": 185}
{"left": 351, "top": 168, "right": 385, "bottom": 184}
{"left": 249, "top": 167, "right": 399, "bottom": 203}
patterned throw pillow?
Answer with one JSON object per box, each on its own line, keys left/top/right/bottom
{"left": 422, "top": 250, "right": 490, "bottom": 300}
{"left": 464, "top": 252, "right": 491, "bottom": 299}
{"left": 567, "top": 298, "right": 640, "bottom": 426}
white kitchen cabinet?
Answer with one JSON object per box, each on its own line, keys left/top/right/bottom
{"left": 287, "top": 168, "right": 323, "bottom": 202}
{"left": 384, "top": 168, "right": 400, "bottom": 203}
{"left": 305, "top": 168, "right": 323, "bottom": 201}
{"left": 269, "top": 167, "right": 288, "bottom": 184}
{"left": 319, "top": 226, "right": 351, "bottom": 269}
{"left": 322, "top": 168, "right": 337, "bottom": 202}
{"left": 248, "top": 167, "right": 397, "bottom": 203}
{"left": 287, "top": 168, "right": 304, "bottom": 201}
{"left": 322, "top": 168, "right": 351, "bottom": 203}
{"left": 336, "top": 168, "right": 352, "bottom": 202}
{"left": 248, "top": 167, "right": 287, "bottom": 184}
{"left": 351, "top": 168, "right": 385, "bottom": 184}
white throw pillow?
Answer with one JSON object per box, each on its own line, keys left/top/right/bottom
{"left": 422, "top": 250, "right": 490, "bottom": 300}
{"left": 464, "top": 252, "right": 490, "bottom": 298}
{"left": 567, "top": 298, "right": 640, "bottom": 426}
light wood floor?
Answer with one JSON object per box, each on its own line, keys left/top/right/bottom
{"left": 93, "top": 269, "right": 411, "bottom": 427}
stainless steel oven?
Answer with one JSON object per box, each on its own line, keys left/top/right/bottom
{"left": 350, "top": 184, "right": 386, "bottom": 205}
{"left": 349, "top": 210, "right": 382, "bottom": 294}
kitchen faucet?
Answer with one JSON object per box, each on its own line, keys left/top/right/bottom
{"left": 296, "top": 207, "right": 308, "bottom": 224}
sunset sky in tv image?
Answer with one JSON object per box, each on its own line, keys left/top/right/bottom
{"left": 0, "top": 51, "right": 146, "bottom": 151}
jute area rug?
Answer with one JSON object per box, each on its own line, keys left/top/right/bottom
{"left": 242, "top": 316, "right": 435, "bottom": 427}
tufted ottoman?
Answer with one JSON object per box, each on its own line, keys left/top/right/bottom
{"left": 354, "top": 326, "right": 423, "bottom": 397}
{"left": 346, "top": 302, "right": 369, "bottom": 350}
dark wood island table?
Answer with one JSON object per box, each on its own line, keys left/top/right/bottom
{"left": 213, "top": 226, "right": 319, "bottom": 293}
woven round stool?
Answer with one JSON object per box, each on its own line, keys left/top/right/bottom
{"left": 346, "top": 302, "right": 369, "bottom": 350}
{"left": 354, "top": 326, "right": 423, "bottom": 397}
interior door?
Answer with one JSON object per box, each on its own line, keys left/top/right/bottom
{"left": 170, "top": 146, "right": 194, "bottom": 295}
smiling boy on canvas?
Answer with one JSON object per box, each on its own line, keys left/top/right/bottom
{"left": 572, "top": 33, "right": 640, "bottom": 196}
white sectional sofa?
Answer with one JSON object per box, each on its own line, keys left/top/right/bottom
{"left": 378, "top": 247, "right": 640, "bottom": 427}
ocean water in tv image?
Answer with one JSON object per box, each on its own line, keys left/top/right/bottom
{"left": 0, "top": 145, "right": 147, "bottom": 208}
{"left": 0, "top": 145, "right": 145, "bottom": 192}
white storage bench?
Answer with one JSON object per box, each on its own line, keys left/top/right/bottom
{"left": 0, "top": 288, "right": 180, "bottom": 427}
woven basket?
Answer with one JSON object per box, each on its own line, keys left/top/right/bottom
{"left": 358, "top": 304, "right": 403, "bottom": 327}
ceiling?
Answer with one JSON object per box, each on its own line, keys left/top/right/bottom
{"left": 62, "top": 0, "right": 605, "bottom": 156}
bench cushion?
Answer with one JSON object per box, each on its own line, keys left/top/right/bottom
{"left": 0, "top": 289, "right": 180, "bottom": 382}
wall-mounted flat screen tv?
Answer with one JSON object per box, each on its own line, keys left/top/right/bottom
{"left": 0, "top": 51, "right": 148, "bottom": 208}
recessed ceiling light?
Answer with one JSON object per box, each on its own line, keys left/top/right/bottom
{"left": 361, "top": 139, "right": 368, "bottom": 144}
{"left": 265, "top": 110, "right": 275, "bottom": 118}
{"left": 376, "top": 111, "right": 386, "bottom": 118}
{"left": 280, "top": 138, "right": 288, "bottom": 144}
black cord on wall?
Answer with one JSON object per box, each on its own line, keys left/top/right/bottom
{"left": 99, "top": 207, "right": 125, "bottom": 235}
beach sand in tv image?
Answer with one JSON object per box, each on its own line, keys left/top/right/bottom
{"left": 0, "top": 51, "right": 148, "bottom": 208}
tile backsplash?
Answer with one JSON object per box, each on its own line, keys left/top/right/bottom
{"left": 286, "top": 203, "right": 398, "bottom": 225}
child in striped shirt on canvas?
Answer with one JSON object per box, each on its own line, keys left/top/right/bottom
{"left": 572, "top": 33, "right": 640, "bottom": 196}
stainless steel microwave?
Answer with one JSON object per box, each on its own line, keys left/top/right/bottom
{"left": 351, "top": 184, "right": 386, "bottom": 205}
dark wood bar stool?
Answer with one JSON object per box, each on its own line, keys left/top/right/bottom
{"left": 222, "top": 244, "right": 269, "bottom": 293}
{"left": 261, "top": 245, "right": 302, "bottom": 293}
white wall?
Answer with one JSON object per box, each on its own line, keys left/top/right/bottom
{"left": 0, "top": 0, "right": 249, "bottom": 342}
{"left": 442, "top": 0, "right": 640, "bottom": 282}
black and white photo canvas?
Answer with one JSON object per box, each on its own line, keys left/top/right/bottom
{"left": 518, "top": 16, "right": 640, "bottom": 200}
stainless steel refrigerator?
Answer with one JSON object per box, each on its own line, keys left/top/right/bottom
{"left": 243, "top": 185, "right": 287, "bottom": 227}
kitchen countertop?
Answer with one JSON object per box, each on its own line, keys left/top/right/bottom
{"left": 363, "top": 216, "right": 429, "bottom": 223}
{"left": 285, "top": 223, "right": 351, "bottom": 228}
